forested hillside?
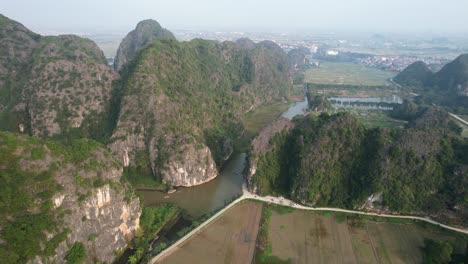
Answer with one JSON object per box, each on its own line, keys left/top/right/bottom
{"left": 0, "top": 131, "right": 140, "bottom": 263}
{"left": 111, "top": 37, "right": 292, "bottom": 187}
{"left": 394, "top": 55, "right": 468, "bottom": 114}
{"left": 0, "top": 14, "right": 118, "bottom": 140}
{"left": 248, "top": 105, "right": 468, "bottom": 224}
{"left": 0, "top": 14, "right": 295, "bottom": 263}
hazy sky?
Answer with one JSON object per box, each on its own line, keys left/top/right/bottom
{"left": 2, "top": 0, "right": 468, "bottom": 34}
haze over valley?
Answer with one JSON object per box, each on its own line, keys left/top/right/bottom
{"left": 1, "top": 1, "right": 468, "bottom": 263}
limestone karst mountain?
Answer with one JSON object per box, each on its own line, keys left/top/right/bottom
{"left": 113, "top": 19, "right": 175, "bottom": 72}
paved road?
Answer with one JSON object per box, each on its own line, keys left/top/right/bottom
{"left": 450, "top": 113, "right": 468, "bottom": 126}
{"left": 150, "top": 183, "right": 468, "bottom": 263}
{"left": 389, "top": 78, "right": 402, "bottom": 88}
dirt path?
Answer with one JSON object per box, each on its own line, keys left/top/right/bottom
{"left": 150, "top": 183, "right": 468, "bottom": 263}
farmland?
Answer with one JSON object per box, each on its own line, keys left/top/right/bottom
{"left": 306, "top": 83, "right": 400, "bottom": 98}
{"left": 158, "top": 201, "right": 263, "bottom": 264}
{"left": 305, "top": 61, "right": 394, "bottom": 86}
{"left": 264, "top": 209, "right": 465, "bottom": 264}
{"left": 243, "top": 102, "right": 290, "bottom": 140}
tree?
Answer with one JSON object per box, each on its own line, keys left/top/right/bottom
{"left": 422, "top": 239, "right": 453, "bottom": 264}
{"left": 65, "top": 242, "right": 87, "bottom": 264}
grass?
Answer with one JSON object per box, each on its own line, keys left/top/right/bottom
{"left": 311, "top": 108, "right": 407, "bottom": 129}
{"left": 305, "top": 61, "right": 394, "bottom": 86}
{"left": 450, "top": 116, "right": 468, "bottom": 138}
{"left": 266, "top": 208, "right": 467, "bottom": 264}
{"left": 354, "top": 110, "right": 407, "bottom": 128}
{"left": 256, "top": 206, "right": 291, "bottom": 264}
{"left": 235, "top": 101, "right": 290, "bottom": 152}
{"left": 129, "top": 204, "right": 180, "bottom": 264}
{"left": 243, "top": 102, "right": 290, "bottom": 139}
{"left": 462, "top": 128, "right": 468, "bottom": 138}
{"left": 123, "top": 171, "right": 167, "bottom": 190}
{"left": 306, "top": 83, "right": 400, "bottom": 98}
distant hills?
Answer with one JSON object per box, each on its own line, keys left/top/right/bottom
{"left": 393, "top": 61, "right": 433, "bottom": 87}
{"left": 433, "top": 54, "right": 468, "bottom": 96}
{"left": 395, "top": 54, "right": 468, "bottom": 96}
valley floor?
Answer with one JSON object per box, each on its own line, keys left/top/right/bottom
{"left": 156, "top": 201, "right": 262, "bottom": 264}
{"left": 268, "top": 210, "right": 458, "bottom": 264}
{"left": 150, "top": 185, "right": 468, "bottom": 264}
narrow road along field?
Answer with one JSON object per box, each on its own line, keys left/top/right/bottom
{"left": 151, "top": 184, "right": 468, "bottom": 263}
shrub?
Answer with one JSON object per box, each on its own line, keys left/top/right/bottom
{"left": 65, "top": 242, "right": 87, "bottom": 264}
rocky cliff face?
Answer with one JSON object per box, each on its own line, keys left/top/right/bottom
{"left": 113, "top": 19, "right": 175, "bottom": 72}
{"left": 0, "top": 15, "right": 117, "bottom": 140}
{"left": 110, "top": 36, "right": 292, "bottom": 187}
{"left": 25, "top": 35, "right": 118, "bottom": 138}
{"left": 0, "top": 131, "right": 140, "bottom": 264}
{"left": 0, "top": 14, "right": 40, "bottom": 132}
{"left": 287, "top": 47, "right": 310, "bottom": 69}
{"left": 161, "top": 144, "right": 218, "bottom": 186}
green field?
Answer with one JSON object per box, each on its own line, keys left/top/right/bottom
{"left": 243, "top": 102, "right": 290, "bottom": 139}
{"left": 305, "top": 61, "right": 394, "bottom": 86}
{"left": 355, "top": 111, "right": 407, "bottom": 129}
{"left": 263, "top": 208, "right": 466, "bottom": 264}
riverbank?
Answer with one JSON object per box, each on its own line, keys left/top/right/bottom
{"left": 150, "top": 184, "right": 468, "bottom": 263}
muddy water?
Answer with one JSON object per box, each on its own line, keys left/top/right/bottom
{"left": 140, "top": 98, "right": 308, "bottom": 219}
{"left": 139, "top": 153, "right": 245, "bottom": 219}
{"left": 281, "top": 96, "right": 309, "bottom": 120}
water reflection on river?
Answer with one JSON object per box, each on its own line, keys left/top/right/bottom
{"left": 140, "top": 97, "right": 309, "bottom": 219}
{"left": 139, "top": 153, "right": 245, "bottom": 219}
{"left": 329, "top": 95, "right": 402, "bottom": 104}
{"left": 329, "top": 95, "right": 402, "bottom": 110}
{"left": 281, "top": 96, "right": 309, "bottom": 119}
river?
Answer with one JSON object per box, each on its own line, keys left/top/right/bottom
{"left": 140, "top": 97, "right": 309, "bottom": 219}
{"left": 140, "top": 153, "right": 245, "bottom": 218}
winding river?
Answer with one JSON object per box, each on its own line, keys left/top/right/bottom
{"left": 140, "top": 97, "right": 309, "bottom": 219}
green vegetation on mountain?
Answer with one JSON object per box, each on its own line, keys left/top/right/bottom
{"left": 27, "top": 34, "right": 118, "bottom": 140}
{"left": 433, "top": 54, "right": 468, "bottom": 96}
{"left": 0, "top": 131, "right": 140, "bottom": 263}
{"left": 0, "top": 14, "right": 40, "bottom": 132}
{"left": 65, "top": 242, "right": 87, "bottom": 264}
{"left": 129, "top": 204, "right": 179, "bottom": 264}
{"left": 288, "top": 47, "right": 310, "bottom": 69}
{"left": 249, "top": 105, "right": 468, "bottom": 221}
{"left": 111, "top": 37, "right": 292, "bottom": 186}
{"left": 114, "top": 19, "right": 175, "bottom": 72}
{"left": 0, "top": 14, "right": 118, "bottom": 141}
{"left": 393, "top": 61, "right": 433, "bottom": 87}
{"left": 307, "top": 94, "right": 332, "bottom": 111}
{"left": 394, "top": 55, "right": 468, "bottom": 115}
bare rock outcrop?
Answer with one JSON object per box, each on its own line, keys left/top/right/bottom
{"left": 161, "top": 144, "right": 218, "bottom": 187}
{"left": 0, "top": 132, "right": 140, "bottom": 263}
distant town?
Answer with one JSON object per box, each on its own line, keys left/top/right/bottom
{"left": 79, "top": 28, "right": 468, "bottom": 72}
